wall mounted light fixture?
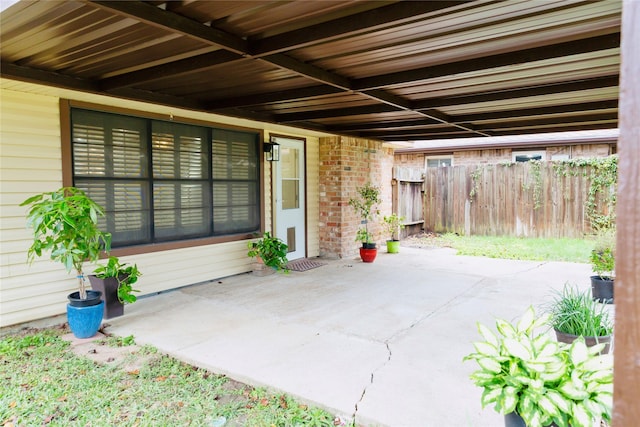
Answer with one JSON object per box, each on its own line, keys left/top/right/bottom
{"left": 264, "top": 137, "right": 280, "bottom": 161}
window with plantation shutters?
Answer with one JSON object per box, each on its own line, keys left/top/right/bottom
{"left": 71, "top": 108, "right": 260, "bottom": 248}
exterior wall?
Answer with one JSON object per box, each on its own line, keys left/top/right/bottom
{"left": 453, "top": 149, "right": 511, "bottom": 166}
{"left": 0, "top": 80, "right": 326, "bottom": 327}
{"left": 318, "top": 136, "right": 394, "bottom": 259}
{"left": 396, "top": 144, "right": 615, "bottom": 169}
{"left": 394, "top": 153, "right": 424, "bottom": 169}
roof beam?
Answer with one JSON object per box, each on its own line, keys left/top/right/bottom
{"left": 488, "top": 123, "right": 617, "bottom": 136}
{"left": 0, "top": 61, "right": 207, "bottom": 111}
{"left": 353, "top": 34, "right": 621, "bottom": 90}
{"left": 473, "top": 112, "right": 618, "bottom": 130}
{"left": 99, "top": 50, "right": 243, "bottom": 91}
{"left": 250, "top": 1, "right": 466, "bottom": 55}
{"left": 275, "top": 104, "right": 399, "bottom": 123}
{"left": 413, "top": 76, "right": 620, "bottom": 110}
{"left": 206, "top": 85, "right": 344, "bottom": 109}
{"left": 329, "top": 119, "right": 444, "bottom": 132}
{"left": 452, "top": 100, "right": 619, "bottom": 123}
{"left": 89, "top": 1, "right": 250, "bottom": 54}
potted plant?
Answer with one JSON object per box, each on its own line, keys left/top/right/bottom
{"left": 88, "top": 256, "right": 142, "bottom": 319}
{"left": 589, "top": 228, "right": 615, "bottom": 303}
{"left": 21, "top": 187, "right": 111, "bottom": 338}
{"left": 464, "top": 306, "right": 613, "bottom": 427}
{"left": 348, "top": 182, "right": 381, "bottom": 263}
{"left": 544, "top": 285, "right": 613, "bottom": 354}
{"left": 247, "top": 231, "right": 289, "bottom": 274}
{"left": 381, "top": 213, "right": 405, "bottom": 254}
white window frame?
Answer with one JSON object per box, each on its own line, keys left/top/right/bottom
{"left": 425, "top": 155, "right": 453, "bottom": 168}
{"left": 512, "top": 150, "right": 546, "bottom": 162}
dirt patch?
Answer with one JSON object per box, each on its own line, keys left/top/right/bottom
{"left": 61, "top": 331, "right": 153, "bottom": 374}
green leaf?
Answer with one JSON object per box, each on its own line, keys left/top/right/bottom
{"left": 569, "top": 339, "right": 589, "bottom": 365}
{"left": 571, "top": 401, "right": 593, "bottom": 427}
{"left": 516, "top": 306, "right": 535, "bottom": 333}
{"left": 503, "top": 338, "right": 531, "bottom": 360}
{"left": 477, "top": 357, "right": 502, "bottom": 374}
{"left": 580, "top": 354, "right": 613, "bottom": 372}
{"left": 495, "top": 318, "right": 516, "bottom": 338}
{"left": 558, "top": 381, "right": 589, "bottom": 400}
{"left": 477, "top": 323, "right": 499, "bottom": 347}
{"left": 473, "top": 341, "right": 499, "bottom": 357}
{"left": 545, "top": 390, "right": 571, "bottom": 414}
{"left": 481, "top": 387, "right": 502, "bottom": 407}
{"left": 537, "top": 395, "right": 560, "bottom": 418}
{"left": 500, "top": 386, "right": 518, "bottom": 414}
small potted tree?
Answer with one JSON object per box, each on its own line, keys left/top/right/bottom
{"left": 88, "top": 256, "right": 142, "bottom": 319}
{"left": 381, "top": 213, "right": 405, "bottom": 254}
{"left": 589, "top": 228, "right": 615, "bottom": 303}
{"left": 21, "top": 187, "right": 111, "bottom": 338}
{"left": 464, "top": 307, "right": 613, "bottom": 427}
{"left": 348, "top": 182, "right": 381, "bottom": 263}
{"left": 247, "top": 231, "right": 289, "bottom": 275}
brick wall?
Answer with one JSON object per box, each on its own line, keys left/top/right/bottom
{"left": 319, "top": 136, "right": 394, "bottom": 259}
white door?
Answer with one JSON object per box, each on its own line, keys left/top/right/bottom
{"left": 274, "top": 137, "right": 306, "bottom": 260}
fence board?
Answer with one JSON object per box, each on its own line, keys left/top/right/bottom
{"left": 422, "top": 162, "right": 615, "bottom": 237}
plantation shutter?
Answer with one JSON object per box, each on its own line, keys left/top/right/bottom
{"left": 72, "top": 110, "right": 151, "bottom": 245}
{"left": 152, "top": 122, "right": 210, "bottom": 240}
{"left": 212, "top": 130, "right": 260, "bottom": 234}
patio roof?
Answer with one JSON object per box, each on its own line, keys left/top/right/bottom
{"left": 0, "top": 0, "right": 621, "bottom": 143}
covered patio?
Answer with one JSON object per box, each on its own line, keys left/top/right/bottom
{"left": 1, "top": 1, "right": 638, "bottom": 424}
{"left": 102, "top": 247, "right": 594, "bottom": 426}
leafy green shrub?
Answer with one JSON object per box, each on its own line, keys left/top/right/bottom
{"left": 247, "top": 232, "right": 289, "bottom": 272}
{"left": 464, "top": 307, "right": 612, "bottom": 427}
{"left": 93, "top": 256, "right": 142, "bottom": 304}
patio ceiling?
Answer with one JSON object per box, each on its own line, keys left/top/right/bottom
{"left": 0, "top": 0, "right": 621, "bottom": 142}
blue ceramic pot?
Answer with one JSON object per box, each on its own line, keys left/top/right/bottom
{"left": 67, "top": 300, "right": 104, "bottom": 339}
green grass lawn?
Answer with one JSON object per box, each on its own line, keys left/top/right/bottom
{"left": 408, "top": 233, "right": 595, "bottom": 263}
{"left": 0, "top": 329, "right": 340, "bottom": 427}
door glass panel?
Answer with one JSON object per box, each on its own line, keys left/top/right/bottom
{"left": 282, "top": 180, "right": 299, "bottom": 209}
{"left": 282, "top": 148, "right": 298, "bottom": 178}
{"left": 281, "top": 147, "right": 300, "bottom": 210}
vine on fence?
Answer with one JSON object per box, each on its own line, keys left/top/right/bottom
{"left": 467, "top": 156, "right": 617, "bottom": 231}
{"left": 469, "top": 167, "right": 483, "bottom": 201}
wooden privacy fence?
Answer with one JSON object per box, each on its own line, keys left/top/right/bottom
{"left": 392, "top": 166, "right": 424, "bottom": 237}
{"left": 422, "top": 161, "right": 616, "bottom": 238}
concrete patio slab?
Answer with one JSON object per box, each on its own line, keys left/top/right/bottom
{"left": 103, "top": 246, "right": 595, "bottom": 427}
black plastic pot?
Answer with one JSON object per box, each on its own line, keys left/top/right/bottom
{"left": 554, "top": 329, "right": 612, "bottom": 354}
{"left": 67, "top": 290, "right": 103, "bottom": 307}
{"left": 505, "top": 412, "right": 558, "bottom": 427}
{"left": 590, "top": 275, "right": 614, "bottom": 304}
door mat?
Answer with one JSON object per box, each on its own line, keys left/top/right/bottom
{"left": 286, "top": 258, "right": 327, "bottom": 272}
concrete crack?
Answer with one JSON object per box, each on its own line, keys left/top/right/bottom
{"left": 352, "top": 341, "right": 392, "bottom": 425}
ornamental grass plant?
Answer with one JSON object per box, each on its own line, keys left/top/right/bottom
{"left": 545, "top": 285, "right": 613, "bottom": 338}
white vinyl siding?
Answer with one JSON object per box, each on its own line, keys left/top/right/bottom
{"left": 0, "top": 81, "right": 325, "bottom": 327}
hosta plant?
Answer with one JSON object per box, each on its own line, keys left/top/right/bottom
{"left": 463, "top": 307, "right": 612, "bottom": 427}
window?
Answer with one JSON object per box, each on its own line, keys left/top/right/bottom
{"left": 426, "top": 156, "right": 452, "bottom": 168}
{"left": 513, "top": 150, "right": 545, "bottom": 162}
{"left": 71, "top": 108, "right": 260, "bottom": 248}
